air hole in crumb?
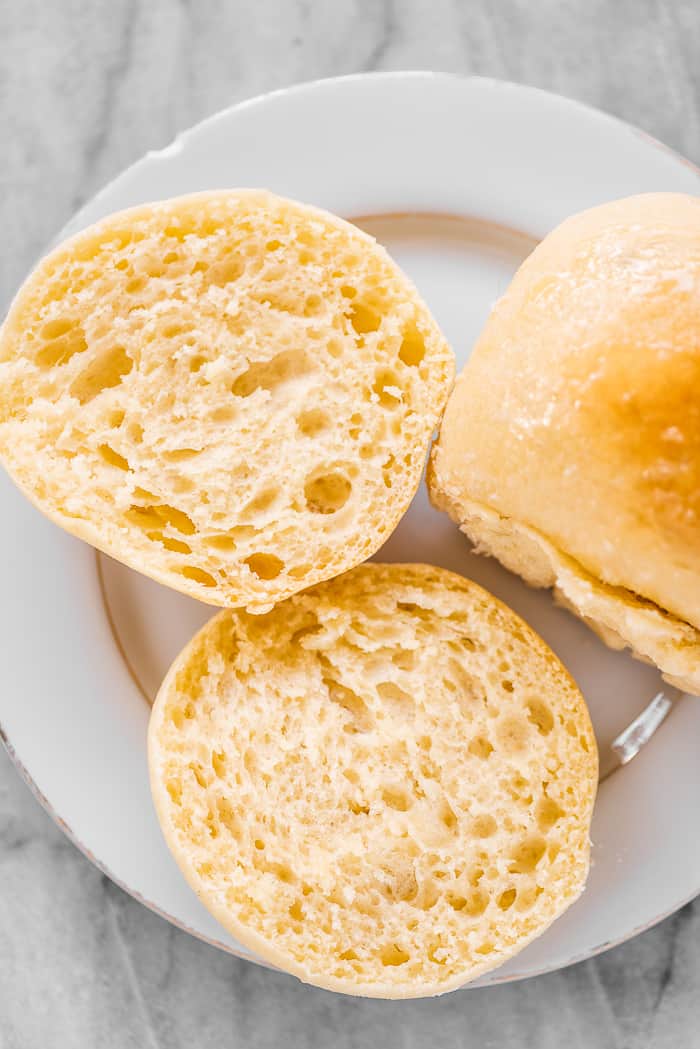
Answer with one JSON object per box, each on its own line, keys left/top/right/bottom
{"left": 289, "top": 563, "right": 311, "bottom": 579}
{"left": 269, "top": 862, "right": 294, "bottom": 884}
{"left": 464, "top": 891, "right": 489, "bottom": 917}
{"left": 325, "top": 679, "right": 372, "bottom": 732}
{"left": 162, "top": 536, "right": 192, "bottom": 554}
{"left": 166, "top": 780, "right": 182, "bottom": 805}
{"left": 516, "top": 886, "right": 543, "bottom": 912}
{"left": 208, "top": 258, "right": 244, "bottom": 286}
{"left": 216, "top": 798, "right": 239, "bottom": 837}
{"left": 228, "top": 525, "right": 259, "bottom": 541}
{"left": 382, "top": 454, "right": 396, "bottom": 488}
{"left": 210, "top": 405, "right": 237, "bottom": 424}
{"left": 36, "top": 321, "right": 88, "bottom": 368}
{"left": 245, "top": 553, "right": 284, "bottom": 580}
{"left": 189, "top": 762, "right": 207, "bottom": 788}
{"left": 70, "top": 345, "right": 133, "bottom": 404}
{"left": 304, "top": 471, "right": 351, "bottom": 514}
{"left": 205, "top": 534, "right": 237, "bottom": 552}
{"left": 40, "top": 318, "right": 74, "bottom": 340}
{"left": 349, "top": 302, "right": 381, "bottom": 335}
{"left": 340, "top": 285, "right": 357, "bottom": 299}
{"left": 536, "top": 796, "right": 564, "bottom": 830}
{"left": 380, "top": 944, "right": 410, "bottom": 967}
{"left": 471, "top": 814, "right": 497, "bottom": 839}
{"left": 381, "top": 786, "right": 410, "bottom": 811}
{"left": 211, "top": 751, "right": 226, "bottom": 778}
{"left": 289, "top": 900, "right": 304, "bottom": 922}
{"left": 231, "top": 348, "right": 310, "bottom": 397}
{"left": 440, "top": 800, "right": 458, "bottom": 831}
{"left": 468, "top": 736, "right": 493, "bottom": 760}
{"left": 169, "top": 707, "right": 184, "bottom": 729}
{"left": 188, "top": 355, "right": 207, "bottom": 373}
{"left": 498, "top": 888, "right": 517, "bottom": 911}
{"left": 398, "top": 326, "right": 426, "bottom": 366}
{"left": 509, "top": 836, "right": 547, "bottom": 874}
{"left": 115, "top": 258, "right": 129, "bottom": 271}
{"left": 376, "top": 681, "right": 413, "bottom": 719}
{"left": 163, "top": 448, "right": 199, "bottom": 463}
{"left": 126, "top": 505, "right": 165, "bottom": 532}
{"left": 372, "top": 369, "right": 402, "bottom": 408}
{"left": 242, "top": 487, "right": 279, "bottom": 519}
{"left": 179, "top": 565, "right": 217, "bottom": 588}
{"left": 98, "top": 445, "right": 130, "bottom": 471}
{"left": 297, "top": 408, "right": 329, "bottom": 437}
{"left": 391, "top": 649, "right": 416, "bottom": 671}
{"left": 162, "top": 504, "right": 196, "bottom": 534}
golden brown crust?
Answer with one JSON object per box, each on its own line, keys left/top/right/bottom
{"left": 149, "top": 563, "right": 597, "bottom": 997}
{"left": 430, "top": 193, "right": 700, "bottom": 676}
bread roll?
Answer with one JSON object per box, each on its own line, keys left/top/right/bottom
{"left": 429, "top": 193, "right": 700, "bottom": 694}
{"left": 0, "top": 190, "right": 453, "bottom": 611}
{"left": 148, "top": 563, "right": 597, "bottom": 997}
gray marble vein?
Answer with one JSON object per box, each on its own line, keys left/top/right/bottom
{"left": 1, "top": 1, "right": 699, "bottom": 1046}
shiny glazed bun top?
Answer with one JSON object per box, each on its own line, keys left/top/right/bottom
{"left": 431, "top": 193, "right": 700, "bottom": 643}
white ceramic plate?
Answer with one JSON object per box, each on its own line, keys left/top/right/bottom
{"left": 2, "top": 73, "right": 699, "bottom": 988}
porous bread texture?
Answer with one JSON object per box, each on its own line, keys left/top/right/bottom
{"left": 0, "top": 190, "right": 454, "bottom": 611}
{"left": 429, "top": 193, "right": 700, "bottom": 694}
{"left": 149, "top": 563, "right": 597, "bottom": 998}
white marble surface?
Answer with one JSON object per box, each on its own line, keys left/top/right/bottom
{"left": 1, "top": 1, "right": 699, "bottom": 1045}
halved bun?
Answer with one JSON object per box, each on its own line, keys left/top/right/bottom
{"left": 148, "top": 563, "right": 597, "bottom": 998}
{"left": 0, "top": 190, "right": 453, "bottom": 610}
{"left": 430, "top": 193, "right": 700, "bottom": 693}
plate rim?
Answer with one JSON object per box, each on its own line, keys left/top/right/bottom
{"left": 3, "top": 70, "right": 699, "bottom": 988}
{"left": 59, "top": 71, "right": 700, "bottom": 247}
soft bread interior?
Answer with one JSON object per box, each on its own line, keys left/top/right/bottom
{"left": 148, "top": 563, "right": 597, "bottom": 998}
{"left": 431, "top": 488, "right": 699, "bottom": 695}
{"left": 0, "top": 191, "right": 453, "bottom": 610}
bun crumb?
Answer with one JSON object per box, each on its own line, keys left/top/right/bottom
{"left": 0, "top": 190, "right": 453, "bottom": 610}
{"left": 149, "top": 563, "right": 597, "bottom": 998}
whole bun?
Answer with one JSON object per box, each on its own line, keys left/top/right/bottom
{"left": 429, "top": 193, "right": 700, "bottom": 694}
